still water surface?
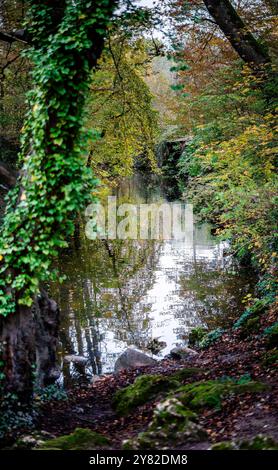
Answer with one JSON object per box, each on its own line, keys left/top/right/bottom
{"left": 52, "top": 175, "right": 255, "bottom": 385}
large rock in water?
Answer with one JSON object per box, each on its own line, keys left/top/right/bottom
{"left": 114, "top": 348, "right": 157, "bottom": 373}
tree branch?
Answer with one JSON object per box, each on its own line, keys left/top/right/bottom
{"left": 0, "top": 29, "right": 29, "bottom": 45}
{"left": 203, "top": 0, "right": 271, "bottom": 69}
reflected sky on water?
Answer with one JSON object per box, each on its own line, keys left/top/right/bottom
{"left": 51, "top": 175, "right": 255, "bottom": 385}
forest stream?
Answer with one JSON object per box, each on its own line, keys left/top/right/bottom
{"left": 0, "top": 0, "right": 277, "bottom": 458}
{"left": 51, "top": 174, "right": 256, "bottom": 386}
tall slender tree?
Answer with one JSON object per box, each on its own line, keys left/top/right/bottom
{"left": 0, "top": 0, "right": 118, "bottom": 399}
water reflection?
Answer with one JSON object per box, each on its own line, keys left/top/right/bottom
{"left": 51, "top": 175, "right": 255, "bottom": 385}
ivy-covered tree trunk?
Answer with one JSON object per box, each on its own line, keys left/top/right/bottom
{"left": 0, "top": 0, "right": 117, "bottom": 400}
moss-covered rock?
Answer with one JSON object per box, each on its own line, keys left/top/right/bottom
{"left": 212, "top": 435, "right": 278, "bottom": 450}
{"left": 174, "top": 378, "right": 268, "bottom": 411}
{"left": 113, "top": 369, "right": 204, "bottom": 416}
{"left": 122, "top": 398, "right": 206, "bottom": 450}
{"left": 112, "top": 374, "right": 180, "bottom": 416}
{"left": 40, "top": 428, "right": 110, "bottom": 450}
{"left": 239, "top": 435, "right": 278, "bottom": 450}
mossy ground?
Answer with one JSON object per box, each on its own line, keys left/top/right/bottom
{"left": 112, "top": 369, "right": 202, "bottom": 416}
{"left": 40, "top": 428, "right": 110, "bottom": 450}
{"left": 212, "top": 435, "right": 278, "bottom": 450}
{"left": 113, "top": 372, "right": 269, "bottom": 449}
{"left": 174, "top": 379, "right": 268, "bottom": 411}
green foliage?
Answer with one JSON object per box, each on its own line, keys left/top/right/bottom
{"left": 0, "top": 0, "right": 116, "bottom": 316}
{"left": 261, "top": 349, "right": 278, "bottom": 367}
{"left": 233, "top": 297, "right": 271, "bottom": 329}
{"left": 243, "top": 316, "right": 260, "bottom": 334}
{"left": 87, "top": 36, "right": 159, "bottom": 181}
{"left": 199, "top": 328, "right": 224, "bottom": 349}
{"left": 34, "top": 384, "right": 67, "bottom": 403}
{"left": 178, "top": 140, "right": 205, "bottom": 179}
{"left": 188, "top": 327, "right": 208, "bottom": 348}
{"left": 40, "top": 428, "right": 110, "bottom": 450}
{"left": 176, "top": 64, "right": 278, "bottom": 286}
{"left": 188, "top": 325, "right": 226, "bottom": 349}
{"left": 263, "top": 322, "right": 278, "bottom": 348}
{"left": 0, "top": 393, "right": 36, "bottom": 440}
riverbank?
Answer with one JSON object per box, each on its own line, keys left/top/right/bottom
{"left": 2, "top": 298, "right": 277, "bottom": 450}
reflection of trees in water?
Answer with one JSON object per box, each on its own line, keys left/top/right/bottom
{"left": 50, "top": 176, "right": 256, "bottom": 383}
{"left": 51, "top": 229, "right": 162, "bottom": 383}
{"left": 179, "top": 262, "right": 256, "bottom": 330}
{"left": 100, "top": 238, "right": 161, "bottom": 348}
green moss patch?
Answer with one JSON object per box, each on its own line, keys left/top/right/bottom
{"left": 112, "top": 374, "right": 180, "bottom": 416}
{"left": 113, "top": 369, "right": 203, "bottom": 416}
{"left": 211, "top": 441, "right": 236, "bottom": 450}
{"left": 40, "top": 428, "right": 110, "bottom": 450}
{"left": 212, "top": 435, "right": 278, "bottom": 450}
{"left": 175, "top": 378, "right": 268, "bottom": 410}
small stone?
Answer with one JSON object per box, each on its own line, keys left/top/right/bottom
{"left": 20, "top": 435, "right": 37, "bottom": 445}
{"left": 170, "top": 346, "right": 198, "bottom": 359}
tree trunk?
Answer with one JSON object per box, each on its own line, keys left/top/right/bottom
{"left": 203, "top": 0, "right": 270, "bottom": 68}
{"left": 33, "top": 290, "right": 60, "bottom": 388}
{"left": 0, "top": 305, "right": 35, "bottom": 400}
{"left": 0, "top": 290, "right": 60, "bottom": 400}
{"left": 0, "top": 0, "right": 118, "bottom": 400}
